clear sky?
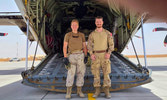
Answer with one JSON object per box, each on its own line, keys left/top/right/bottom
{"left": 0, "top": 26, "right": 45, "bottom": 58}
{"left": 122, "top": 23, "right": 167, "bottom": 55}
{"left": 0, "top": 0, "right": 166, "bottom": 58}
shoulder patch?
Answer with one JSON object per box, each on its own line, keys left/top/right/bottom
{"left": 110, "top": 33, "right": 112, "bottom": 36}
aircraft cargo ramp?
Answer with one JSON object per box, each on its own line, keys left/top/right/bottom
{"left": 21, "top": 52, "right": 152, "bottom": 93}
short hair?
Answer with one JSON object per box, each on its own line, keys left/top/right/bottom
{"left": 95, "top": 16, "right": 103, "bottom": 20}
{"left": 71, "top": 19, "right": 79, "bottom": 25}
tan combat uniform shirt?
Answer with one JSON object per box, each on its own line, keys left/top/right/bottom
{"left": 87, "top": 28, "right": 114, "bottom": 55}
{"left": 64, "top": 32, "right": 86, "bottom": 53}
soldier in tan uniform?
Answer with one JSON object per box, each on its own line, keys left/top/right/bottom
{"left": 63, "top": 19, "right": 87, "bottom": 99}
{"left": 87, "top": 16, "right": 114, "bottom": 98}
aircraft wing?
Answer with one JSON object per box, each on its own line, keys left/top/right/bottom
{"left": 0, "top": 12, "right": 34, "bottom": 41}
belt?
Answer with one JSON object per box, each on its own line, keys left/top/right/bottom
{"left": 70, "top": 50, "right": 83, "bottom": 54}
{"left": 93, "top": 50, "right": 106, "bottom": 53}
{"left": 72, "top": 52, "right": 83, "bottom": 54}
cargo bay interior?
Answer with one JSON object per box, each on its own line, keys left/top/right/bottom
{"left": 44, "top": 0, "right": 116, "bottom": 54}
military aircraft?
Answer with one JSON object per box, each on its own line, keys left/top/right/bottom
{"left": 152, "top": 27, "right": 167, "bottom": 47}
{"left": 0, "top": 32, "right": 8, "bottom": 36}
{"left": 0, "top": 0, "right": 154, "bottom": 93}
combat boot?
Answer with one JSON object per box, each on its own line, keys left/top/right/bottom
{"left": 77, "top": 87, "right": 85, "bottom": 97}
{"left": 103, "top": 87, "right": 111, "bottom": 99}
{"left": 92, "top": 87, "right": 101, "bottom": 98}
{"left": 65, "top": 86, "right": 72, "bottom": 99}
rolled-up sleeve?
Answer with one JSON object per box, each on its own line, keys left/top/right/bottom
{"left": 107, "top": 32, "right": 114, "bottom": 54}
{"left": 82, "top": 33, "right": 86, "bottom": 42}
{"left": 87, "top": 33, "right": 94, "bottom": 55}
{"left": 64, "top": 33, "right": 69, "bottom": 42}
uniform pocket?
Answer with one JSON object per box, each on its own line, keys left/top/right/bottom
{"left": 78, "top": 53, "right": 84, "bottom": 63}
{"left": 69, "top": 54, "right": 76, "bottom": 64}
{"left": 91, "top": 59, "right": 99, "bottom": 75}
{"left": 103, "top": 59, "right": 111, "bottom": 74}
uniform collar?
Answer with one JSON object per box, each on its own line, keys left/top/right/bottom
{"left": 95, "top": 28, "right": 105, "bottom": 32}
{"left": 71, "top": 31, "right": 79, "bottom": 34}
{"left": 71, "top": 32, "right": 79, "bottom": 35}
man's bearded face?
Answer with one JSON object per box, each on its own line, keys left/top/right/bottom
{"left": 95, "top": 19, "right": 103, "bottom": 28}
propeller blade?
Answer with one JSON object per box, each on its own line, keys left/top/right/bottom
{"left": 164, "top": 35, "right": 167, "bottom": 43}
{"left": 152, "top": 27, "right": 167, "bottom": 32}
{"left": 0, "top": 32, "right": 8, "bottom": 36}
{"left": 134, "top": 35, "right": 142, "bottom": 38}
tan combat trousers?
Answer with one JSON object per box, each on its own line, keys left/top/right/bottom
{"left": 66, "top": 53, "right": 86, "bottom": 87}
{"left": 91, "top": 53, "right": 111, "bottom": 87}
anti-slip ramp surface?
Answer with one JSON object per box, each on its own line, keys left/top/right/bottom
{"left": 21, "top": 52, "right": 152, "bottom": 92}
